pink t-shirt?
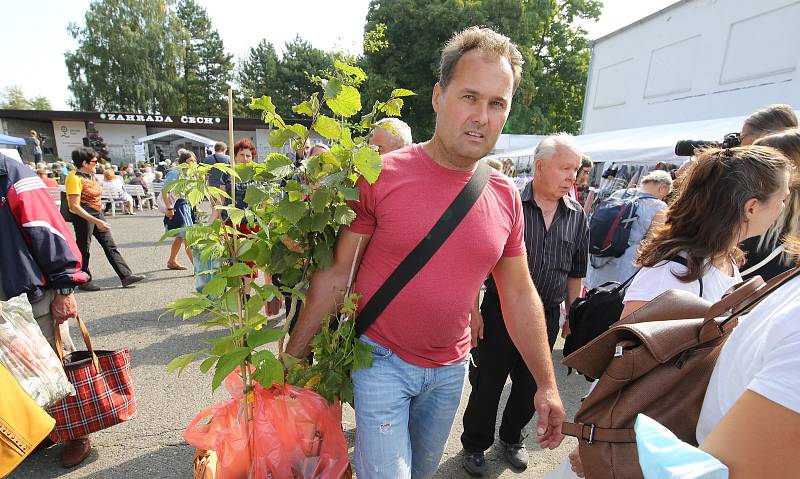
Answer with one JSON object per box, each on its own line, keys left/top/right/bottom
{"left": 347, "top": 144, "right": 525, "bottom": 367}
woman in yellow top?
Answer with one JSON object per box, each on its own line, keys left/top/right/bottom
{"left": 66, "top": 148, "right": 144, "bottom": 291}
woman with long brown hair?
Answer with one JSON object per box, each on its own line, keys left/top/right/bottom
{"left": 620, "top": 145, "right": 792, "bottom": 317}
{"left": 739, "top": 128, "right": 800, "bottom": 280}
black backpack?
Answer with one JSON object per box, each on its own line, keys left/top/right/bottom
{"left": 588, "top": 191, "right": 654, "bottom": 258}
{"left": 563, "top": 256, "right": 703, "bottom": 368}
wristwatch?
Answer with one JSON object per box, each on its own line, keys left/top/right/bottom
{"left": 56, "top": 287, "right": 74, "bottom": 296}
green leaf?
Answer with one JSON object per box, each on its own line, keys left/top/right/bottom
{"left": 251, "top": 355, "right": 284, "bottom": 388}
{"left": 292, "top": 100, "right": 314, "bottom": 117}
{"left": 340, "top": 187, "right": 360, "bottom": 201}
{"left": 353, "top": 147, "right": 382, "bottom": 184}
{"left": 246, "top": 328, "right": 285, "bottom": 348}
{"left": 211, "top": 347, "right": 250, "bottom": 391}
{"left": 333, "top": 59, "right": 367, "bottom": 82}
{"left": 313, "top": 115, "right": 341, "bottom": 140}
{"left": 310, "top": 211, "right": 331, "bottom": 232}
{"left": 199, "top": 356, "right": 217, "bottom": 374}
{"left": 276, "top": 198, "right": 307, "bottom": 223}
{"left": 220, "top": 262, "right": 253, "bottom": 277}
{"left": 319, "top": 170, "right": 348, "bottom": 188}
{"left": 333, "top": 204, "right": 357, "bottom": 225}
{"left": 202, "top": 277, "right": 227, "bottom": 298}
{"left": 313, "top": 241, "right": 334, "bottom": 269}
{"left": 244, "top": 184, "right": 267, "bottom": 207}
{"left": 269, "top": 128, "right": 297, "bottom": 149}
{"left": 287, "top": 123, "right": 308, "bottom": 139}
{"left": 226, "top": 207, "right": 245, "bottom": 226}
{"left": 319, "top": 151, "right": 341, "bottom": 169}
{"left": 326, "top": 84, "right": 361, "bottom": 118}
{"left": 265, "top": 153, "right": 294, "bottom": 178}
{"left": 391, "top": 88, "right": 415, "bottom": 98}
{"left": 167, "top": 352, "right": 198, "bottom": 375}
{"left": 384, "top": 98, "right": 403, "bottom": 117}
{"left": 353, "top": 337, "right": 374, "bottom": 371}
{"left": 250, "top": 95, "right": 276, "bottom": 114}
{"left": 310, "top": 186, "right": 333, "bottom": 212}
{"left": 323, "top": 78, "right": 342, "bottom": 100}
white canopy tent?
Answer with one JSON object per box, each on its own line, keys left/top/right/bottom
{"left": 484, "top": 113, "right": 765, "bottom": 166}
{"left": 137, "top": 129, "right": 216, "bottom": 147}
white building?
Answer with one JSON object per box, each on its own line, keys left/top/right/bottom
{"left": 581, "top": 0, "right": 800, "bottom": 134}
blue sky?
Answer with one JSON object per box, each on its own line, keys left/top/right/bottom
{"left": 4, "top": 0, "right": 676, "bottom": 110}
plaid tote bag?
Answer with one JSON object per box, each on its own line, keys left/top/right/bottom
{"left": 48, "top": 315, "right": 137, "bottom": 442}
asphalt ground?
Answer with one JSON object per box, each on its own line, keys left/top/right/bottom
{"left": 10, "top": 208, "right": 591, "bottom": 479}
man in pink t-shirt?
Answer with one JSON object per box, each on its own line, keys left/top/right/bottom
{"left": 286, "top": 26, "right": 565, "bottom": 479}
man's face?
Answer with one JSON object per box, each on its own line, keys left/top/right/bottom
{"left": 369, "top": 127, "right": 401, "bottom": 155}
{"left": 432, "top": 49, "right": 514, "bottom": 165}
{"left": 297, "top": 139, "right": 311, "bottom": 159}
{"left": 535, "top": 146, "right": 582, "bottom": 200}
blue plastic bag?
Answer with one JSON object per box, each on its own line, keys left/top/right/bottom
{"left": 635, "top": 414, "right": 728, "bottom": 479}
{"left": 193, "top": 251, "right": 218, "bottom": 294}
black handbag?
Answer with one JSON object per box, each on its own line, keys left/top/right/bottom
{"left": 59, "top": 191, "right": 75, "bottom": 223}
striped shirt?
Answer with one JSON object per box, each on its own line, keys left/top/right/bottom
{"left": 487, "top": 180, "right": 589, "bottom": 308}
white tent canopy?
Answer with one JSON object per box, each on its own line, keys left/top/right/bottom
{"left": 485, "top": 113, "right": 764, "bottom": 165}
{"left": 137, "top": 129, "right": 216, "bottom": 146}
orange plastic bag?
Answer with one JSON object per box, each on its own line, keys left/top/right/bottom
{"left": 250, "top": 383, "right": 349, "bottom": 479}
{"left": 183, "top": 374, "right": 349, "bottom": 479}
{"left": 183, "top": 375, "right": 250, "bottom": 479}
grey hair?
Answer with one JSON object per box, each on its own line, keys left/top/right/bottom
{"left": 533, "top": 133, "right": 582, "bottom": 167}
{"left": 373, "top": 118, "right": 413, "bottom": 148}
{"left": 640, "top": 170, "right": 673, "bottom": 189}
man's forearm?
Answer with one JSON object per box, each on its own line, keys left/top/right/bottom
{"left": 284, "top": 268, "right": 348, "bottom": 358}
{"left": 500, "top": 287, "right": 557, "bottom": 389}
{"left": 566, "top": 276, "right": 582, "bottom": 308}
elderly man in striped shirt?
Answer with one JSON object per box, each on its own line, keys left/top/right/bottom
{"left": 462, "top": 134, "right": 589, "bottom": 476}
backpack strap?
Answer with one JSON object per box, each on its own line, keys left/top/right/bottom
{"left": 667, "top": 255, "right": 704, "bottom": 298}
{"left": 355, "top": 162, "right": 492, "bottom": 337}
{"left": 562, "top": 422, "right": 636, "bottom": 444}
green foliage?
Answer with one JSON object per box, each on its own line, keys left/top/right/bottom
{"left": 236, "top": 40, "right": 280, "bottom": 118}
{"left": 175, "top": 0, "right": 234, "bottom": 115}
{"left": 65, "top": 0, "right": 188, "bottom": 112}
{"left": 0, "top": 86, "right": 51, "bottom": 110}
{"left": 165, "top": 60, "right": 412, "bottom": 404}
{"left": 360, "top": 0, "right": 601, "bottom": 137}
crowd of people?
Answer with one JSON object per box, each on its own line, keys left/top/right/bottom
{"left": 1, "top": 25, "right": 798, "bottom": 479}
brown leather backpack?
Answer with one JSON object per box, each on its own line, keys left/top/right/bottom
{"left": 561, "top": 267, "right": 800, "bottom": 479}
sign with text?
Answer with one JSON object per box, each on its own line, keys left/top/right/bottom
{"left": 52, "top": 120, "right": 87, "bottom": 160}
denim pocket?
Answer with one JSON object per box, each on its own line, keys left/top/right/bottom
{"left": 360, "top": 335, "right": 393, "bottom": 359}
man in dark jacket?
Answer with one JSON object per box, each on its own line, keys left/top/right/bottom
{"left": 0, "top": 152, "right": 94, "bottom": 467}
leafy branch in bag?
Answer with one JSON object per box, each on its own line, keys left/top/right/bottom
{"left": 163, "top": 59, "right": 414, "bottom": 406}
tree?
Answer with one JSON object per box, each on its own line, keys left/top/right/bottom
{"left": 361, "top": 0, "right": 601, "bottom": 138}
{"left": 272, "top": 37, "right": 334, "bottom": 120}
{"left": 236, "top": 40, "right": 280, "bottom": 118}
{"left": 1, "top": 86, "right": 52, "bottom": 110}
{"left": 65, "top": 0, "right": 187, "bottom": 112}
{"left": 29, "top": 96, "right": 52, "bottom": 111}
{"left": 1, "top": 85, "right": 31, "bottom": 109}
{"left": 176, "top": 0, "right": 234, "bottom": 115}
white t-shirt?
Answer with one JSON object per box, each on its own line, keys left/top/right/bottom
{"left": 696, "top": 273, "right": 800, "bottom": 443}
{"left": 624, "top": 257, "right": 741, "bottom": 303}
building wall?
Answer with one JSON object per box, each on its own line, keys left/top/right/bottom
{"left": 93, "top": 123, "right": 148, "bottom": 165}
{"left": 582, "top": 0, "right": 800, "bottom": 133}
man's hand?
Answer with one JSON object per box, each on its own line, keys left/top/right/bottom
{"left": 469, "top": 309, "right": 484, "bottom": 347}
{"left": 534, "top": 385, "right": 566, "bottom": 449}
{"left": 561, "top": 320, "right": 571, "bottom": 338}
{"left": 568, "top": 446, "right": 585, "bottom": 477}
{"left": 50, "top": 293, "right": 78, "bottom": 325}
{"left": 165, "top": 209, "right": 175, "bottom": 219}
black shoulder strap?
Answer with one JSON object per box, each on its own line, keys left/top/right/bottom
{"left": 355, "top": 162, "right": 492, "bottom": 337}
{"left": 668, "top": 255, "right": 704, "bottom": 298}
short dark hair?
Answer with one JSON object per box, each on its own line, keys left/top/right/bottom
{"left": 72, "top": 148, "right": 97, "bottom": 168}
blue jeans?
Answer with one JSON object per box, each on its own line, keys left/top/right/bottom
{"left": 353, "top": 335, "right": 469, "bottom": 479}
